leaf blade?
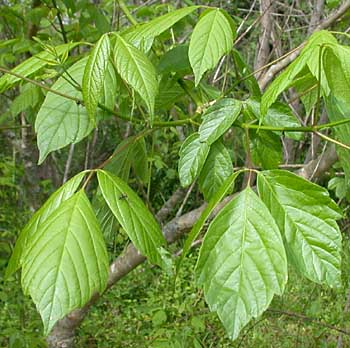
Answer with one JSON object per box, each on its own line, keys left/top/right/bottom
{"left": 189, "top": 9, "right": 235, "bottom": 85}
{"left": 257, "top": 170, "right": 342, "bottom": 287}
{"left": 97, "top": 170, "right": 166, "bottom": 267}
{"left": 21, "top": 190, "right": 109, "bottom": 334}
{"left": 196, "top": 187, "right": 287, "bottom": 340}
{"left": 82, "top": 33, "right": 111, "bottom": 121}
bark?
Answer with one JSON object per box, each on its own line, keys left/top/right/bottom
{"left": 254, "top": 0, "right": 274, "bottom": 79}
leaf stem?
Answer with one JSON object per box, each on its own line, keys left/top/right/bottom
{"left": 117, "top": 0, "right": 138, "bottom": 26}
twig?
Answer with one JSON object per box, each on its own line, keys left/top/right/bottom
{"left": 267, "top": 308, "right": 350, "bottom": 335}
{"left": 62, "top": 143, "right": 75, "bottom": 184}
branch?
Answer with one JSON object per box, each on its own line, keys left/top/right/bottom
{"left": 258, "top": 0, "right": 350, "bottom": 90}
{"left": 47, "top": 144, "right": 338, "bottom": 347}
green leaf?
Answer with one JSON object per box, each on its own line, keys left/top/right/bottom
{"left": 325, "top": 95, "right": 350, "bottom": 191}
{"left": 257, "top": 170, "right": 342, "bottom": 287}
{"left": 178, "top": 133, "right": 210, "bottom": 187}
{"left": 123, "top": 6, "right": 198, "bottom": 52}
{"left": 198, "top": 140, "right": 232, "bottom": 201}
{"left": 97, "top": 170, "right": 166, "bottom": 267}
{"left": 21, "top": 190, "right": 108, "bottom": 334}
{"left": 196, "top": 187, "right": 287, "bottom": 340}
{"left": 113, "top": 33, "right": 158, "bottom": 118}
{"left": 199, "top": 98, "right": 242, "bottom": 145}
{"left": 82, "top": 33, "right": 111, "bottom": 120}
{"left": 93, "top": 190, "right": 119, "bottom": 242}
{"left": 291, "top": 69, "right": 318, "bottom": 115}
{"left": 250, "top": 130, "right": 282, "bottom": 169}
{"left": 104, "top": 136, "right": 148, "bottom": 182}
{"left": 5, "top": 171, "right": 87, "bottom": 280}
{"left": 324, "top": 44, "right": 350, "bottom": 103}
{"left": 261, "top": 30, "right": 336, "bottom": 116}
{"left": 157, "top": 45, "right": 191, "bottom": 75}
{"left": 10, "top": 84, "right": 43, "bottom": 116}
{"left": 177, "top": 170, "right": 242, "bottom": 272}
{"left": 131, "top": 137, "right": 149, "bottom": 184}
{"left": 97, "top": 61, "right": 119, "bottom": 119}
{"left": 189, "top": 9, "right": 235, "bottom": 86}
{"left": 231, "top": 48, "right": 261, "bottom": 97}
{"left": 35, "top": 57, "right": 94, "bottom": 164}
{"left": 245, "top": 99, "right": 302, "bottom": 140}
{"left": 0, "top": 42, "right": 81, "bottom": 93}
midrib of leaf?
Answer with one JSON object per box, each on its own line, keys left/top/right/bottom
{"left": 117, "top": 36, "right": 152, "bottom": 109}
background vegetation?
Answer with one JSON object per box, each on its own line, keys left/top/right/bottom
{"left": 1, "top": 0, "right": 350, "bottom": 347}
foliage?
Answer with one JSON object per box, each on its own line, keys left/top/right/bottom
{"left": 1, "top": 0, "right": 350, "bottom": 346}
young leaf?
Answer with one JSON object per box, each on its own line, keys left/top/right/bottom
{"left": 189, "top": 9, "right": 235, "bottom": 85}
{"left": 82, "top": 33, "right": 111, "bottom": 120}
{"left": 157, "top": 45, "right": 191, "bottom": 75}
{"left": 323, "top": 44, "right": 350, "bottom": 103}
{"left": 35, "top": 57, "right": 94, "bottom": 164}
{"left": 123, "top": 6, "right": 198, "bottom": 52}
{"left": 231, "top": 48, "right": 261, "bottom": 97}
{"left": 250, "top": 130, "right": 282, "bottom": 169}
{"left": 10, "top": 84, "right": 43, "bottom": 116}
{"left": 5, "top": 171, "right": 87, "bottom": 280}
{"left": 257, "top": 170, "right": 342, "bottom": 287}
{"left": 199, "top": 98, "right": 242, "bottom": 145}
{"left": 113, "top": 33, "right": 158, "bottom": 118}
{"left": 178, "top": 133, "right": 210, "bottom": 187}
{"left": 196, "top": 187, "right": 287, "bottom": 340}
{"left": 0, "top": 42, "right": 81, "bottom": 93}
{"left": 97, "top": 170, "right": 166, "bottom": 267}
{"left": 245, "top": 99, "right": 302, "bottom": 140}
{"left": 21, "top": 190, "right": 109, "bottom": 335}
{"left": 198, "top": 140, "right": 232, "bottom": 201}
{"left": 261, "top": 30, "right": 336, "bottom": 116}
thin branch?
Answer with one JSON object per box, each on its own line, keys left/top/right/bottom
{"left": 267, "top": 308, "right": 350, "bottom": 335}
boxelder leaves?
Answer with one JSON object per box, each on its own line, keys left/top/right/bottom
{"left": 83, "top": 33, "right": 111, "bottom": 120}
{"left": 189, "top": 9, "right": 235, "bottom": 86}
{"left": 199, "top": 98, "right": 242, "bottom": 145}
{"left": 198, "top": 140, "right": 232, "bottom": 201}
{"left": 257, "top": 170, "right": 342, "bottom": 287}
{"left": 5, "top": 171, "right": 87, "bottom": 280}
{"left": 21, "top": 190, "right": 109, "bottom": 335}
{"left": 178, "top": 133, "right": 210, "bottom": 187}
{"left": 35, "top": 58, "right": 94, "bottom": 164}
{"left": 196, "top": 187, "right": 287, "bottom": 340}
{"left": 0, "top": 42, "right": 81, "bottom": 93}
{"left": 113, "top": 33, "right": 158, "bottom": 120}
{"left": 123, "top": 6, "right": 198, "bottom": 52}
{"left": 97, "top": 170, "right": 166, "bottom": 267}
{"left": 261, "top": 30, "right": 336, "bottom": 116}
